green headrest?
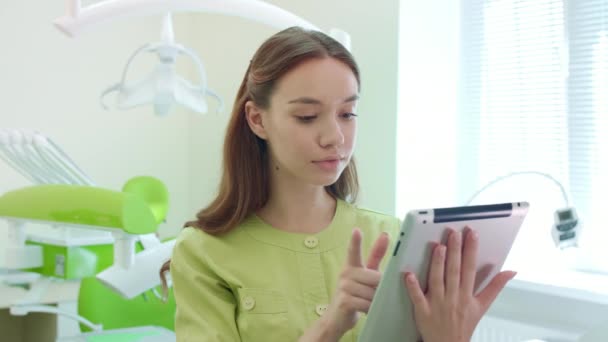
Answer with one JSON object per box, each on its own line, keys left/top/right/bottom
{"left": 0, "top": 178, "right": 166, "bottom": 235}
{"left": 121, "top": 176, "right": 169, "bottom": 225}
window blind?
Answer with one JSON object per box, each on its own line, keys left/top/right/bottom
{"left": 460, "top": 0, "right": 608, "bottom": 271}
{"left": 566, "top": 0, "right": 608, "bottom": 255}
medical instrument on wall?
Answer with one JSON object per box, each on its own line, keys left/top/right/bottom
{"left": 0, "top": 129, "right": 94, "bottom": 186}
{"left": 465, "top": 171, "right": 579, "bottom": 250}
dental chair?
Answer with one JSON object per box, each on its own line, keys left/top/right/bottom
{"left": 1, "top": 178, "right": 177, "bottom": 341}
{"left": 0, "top": 130, "right": 176, "bottom": 341}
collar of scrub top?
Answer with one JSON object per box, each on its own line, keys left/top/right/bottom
{"left": 244, "top": 199, "right": 356, "bottom": 253}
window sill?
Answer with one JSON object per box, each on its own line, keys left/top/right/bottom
{"left": 509, "top": 269, "right": 608, "bottom": 305}
{"left": 507, "top": 247, "right": 608, "bottom": 305}
{"left": 486, "top": 267, "right": 608, "bottom": 337}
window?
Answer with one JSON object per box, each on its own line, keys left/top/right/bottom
{"left": 398, "top": 0, "right": 608, "bottom": 278}
{"left": 568, "top": 0, "right": 608, "bottom": 267}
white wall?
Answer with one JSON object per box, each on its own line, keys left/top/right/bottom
{"left": 0, "top": 1, "right": 400, "bottom": 238}
{"left": 396, "top": 0, "right": 460, "bottom": 218}
{"left": 0, "top": 3, "right": 194, "bottom": 238}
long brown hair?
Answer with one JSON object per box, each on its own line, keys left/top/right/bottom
{"left": 160, "top": 26, "right": 361, "bottom": 289}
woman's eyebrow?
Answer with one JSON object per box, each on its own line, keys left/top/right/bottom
{"left": 287, "top": 97, "right": 321, "bottom": 105}
{"left": 287, "top": 94, "right": 359, "bottom": 105}
{"left": 343, "top": 94, "right": 359, "bottom": 103}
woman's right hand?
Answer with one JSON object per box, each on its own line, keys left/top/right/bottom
{"left": 321, "top": 228, "right": 390, "bottom": 339}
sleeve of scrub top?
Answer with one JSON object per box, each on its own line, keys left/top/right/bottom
{"left": 171, "top": 228, "right": 241, "bottom": 342}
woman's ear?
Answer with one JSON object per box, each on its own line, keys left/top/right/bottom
{"left": 245, "top": 101, "right": 268, "bottom": 140}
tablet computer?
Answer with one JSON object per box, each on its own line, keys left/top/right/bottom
{"left": 358, "top": 202, "right": 529, "bottom": 342}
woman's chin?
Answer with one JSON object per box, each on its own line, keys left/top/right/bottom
{"left": 312, "top": 173, "right": 342, "bottom": 187}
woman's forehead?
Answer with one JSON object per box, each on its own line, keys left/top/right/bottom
{"left": 272, "top": 58, "right": 359, "bottom": 106}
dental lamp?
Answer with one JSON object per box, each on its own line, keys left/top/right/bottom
{"left": 54, "top": 0, "right": 351, "bottom": 117}
{"left": 99, "top": 13, "right": 224, "bottom": 116}
{"left": 0, "top": 176, "right": 174, "bottom": 299}
{"left": 465, "top": 171, "right": 580, "bottom": 250}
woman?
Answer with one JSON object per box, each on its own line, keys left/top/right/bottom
{"left": 162, "top": 26, "right": 516, "bottom": 342}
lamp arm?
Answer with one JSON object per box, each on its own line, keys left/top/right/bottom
{"left": 55, "top": 0, "right": 320, "bottom": 37}
{"left": 54, "top": 0, "right": 351, "bottom": 50}
{"left": 465, "top": 171, "right": 571, "bottom": 207}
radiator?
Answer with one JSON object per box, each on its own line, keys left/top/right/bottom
{"left": 471, "top": 316, "right": 580, "bottom": 342}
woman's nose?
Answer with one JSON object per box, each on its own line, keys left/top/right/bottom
{"left": 319, "top": 118, "right": 345, "bottom": 148}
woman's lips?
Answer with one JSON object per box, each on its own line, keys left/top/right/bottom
{"left": 313, "top": 159, "right": 341, "bottom": 171}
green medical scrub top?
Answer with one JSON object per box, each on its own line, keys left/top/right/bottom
{"left": 170, "top": 199, "right": 400, "bottom": 342}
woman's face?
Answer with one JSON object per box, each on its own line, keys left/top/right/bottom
{"left": 250, "top": 57, "right": 359, "bottom": 187}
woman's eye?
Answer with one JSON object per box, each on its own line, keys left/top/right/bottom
{"left": 296, "top": 115, "right": 317, "bottom": 123}
{"left": 341, "top": 112, "right": 358, "bottom": 120}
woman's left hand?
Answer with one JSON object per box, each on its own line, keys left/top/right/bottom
{"left": 403, "top": 228, "right": 517, "bottom": 342}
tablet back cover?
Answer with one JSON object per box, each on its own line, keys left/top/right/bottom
{"left": 358, "top": 202, "right": 529, "bottom": 342}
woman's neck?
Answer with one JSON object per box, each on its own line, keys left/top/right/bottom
{"left": 257, "top": 180, "right": 337, "bottom": 235}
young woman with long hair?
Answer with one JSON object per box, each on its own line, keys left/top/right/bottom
{"left": 161, "top": 26, "right": 515, "bottom": 342}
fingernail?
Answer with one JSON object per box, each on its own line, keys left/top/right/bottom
{"left": 509, "top": 271, "right": 517, "bottom": 280}
{"left": 405, "top": 273, "right": 415, "bottom": 284}
{"left": 471, "top": 230, "right": 478, "bottom": 241}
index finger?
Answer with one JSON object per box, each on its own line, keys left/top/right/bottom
{"left": 366, "top": 232, "right": 390, "bottom": 270}
{"left": 347, "top": 228, "right": 363, "bottom": 267}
